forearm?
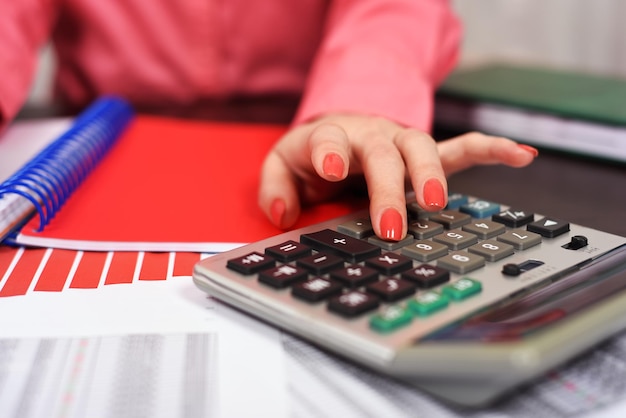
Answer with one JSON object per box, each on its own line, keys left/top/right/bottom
{"left": 295, "top": 0, "right": 461, "bottom": 132}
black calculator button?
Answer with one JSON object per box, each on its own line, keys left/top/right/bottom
{"left": 330, "top": 265, "right": 379, "bottom": 288}
{"left": 365, "top": 278, "right": 416, "bottom": 302}
{"left": 258, "top": 264, "right": 308, "bottom": 288}
{"left": 328, "top": 291, "right": 380, "bottom": 317}
{"left": 301, "top": 229, "right": 381, "bottom": 263}
{"left": 527, "top": 218, "right": 570, "bottom": 238}
{"left": 492, "top": 209, "right": 534, "bottom": 228}
{"left": 296, "top": 252, "right": 344, "bottom": 275}
{"left": 292, "top": 277, "right": 343, "bottom": 302}
{"left": 402, "top": 264, "right": 450, "bottom": 288}
{"left": 365, "top": 252, "right": 413, "bottom": 275}
{"left": 265, "top": 240, "right": 311, "bottom": 262}
{"left": 226, "top": 252, "right": 275, "bottom": 275}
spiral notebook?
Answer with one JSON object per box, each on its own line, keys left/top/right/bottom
{"left": 0, "top": 98, "right": 361, "bottom": 253}
{"left": 0, "top": 97, "right": 133, "bottom": 243}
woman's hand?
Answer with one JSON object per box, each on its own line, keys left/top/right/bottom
{"left": 258, "top": 113, "right": 538, "bottom": 241}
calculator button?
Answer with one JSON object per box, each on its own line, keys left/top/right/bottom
{"left": 462, "top": 220, "right": 505, "bottom": 239}
{"left": 368, "top": 234, "right": 414, "bottom": 251}
{"left": 265, "top": 240, "right": 311, "bottom": 262}
{"left": 227, "top": 252, "right": 276, "bottom": 275}
{"left": 337, "top": 218, "right": 374, "bottom": 239}
{"left": 407, "top": 202, "right": 439, "bottom": 220}
{"left": 365, "top": 252, "right": 414, "bottom": 275}
{"left": 437, "top": 251, "right": 485, "bottom": 274}
{"left": 441, "top": 278, "right": 482, "bottom": 301}
{"left": 527, "top": 218, "right": 570, "bottom": 238}
{"left": 402, "top": 240, "right": 449, "bottom": 262}
{"left": 407, "top": 220, "right": 444, "bottom": 239}
{"left": 497, "top": 228, "right": 542, "bottom": 250}
{"left": 468, "top": 239, "right": 515, "bottom": 262}
{"left": 292, "top": 277, "right": 343, "bottom": 302}
{"left": 433, "top": 229, "right": 478, "bottom": 250}
{"left": 401, "top": 264, "right": 450, "bottom": 288}
{"left": 429, "top": 210, "right": 472, "bottom": 229}
{"left": 328, "top": 291, "right": 380, "bottom": 317}
{"left": 296, "top": 252, "right": 344, "bottom": 275}
{"left": 300, "top": 229, "right": 381, "bottom": 263}
{"left": 370, "top": 305, "right": 413, "bottom": 333}
{"left": 258, "top": 264, "right": 308, "bottom": 288}
{"left": 330, "top": 265, "right": 379, "bottom": 288}
{"left": 460, "top": 200, "right": 501, "bottom": 218}
{"left": 407, "top": 291, "right": 449, "bottom": 316}
{"left": 365, "top": 278, "right": 416, "bottom": 302}
{"left": 446, "top": 193, "right": 469, "bottom": 209}
{"left": 492, "top": 209, "right": 534, "bottom": 228}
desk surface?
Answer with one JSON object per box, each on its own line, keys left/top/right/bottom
{"left": 447, "top": 150, "right": 626, "bottom": 236}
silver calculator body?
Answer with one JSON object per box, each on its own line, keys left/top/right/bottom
{"left": 193, "top": 195, "right": 626, "bottom": 406}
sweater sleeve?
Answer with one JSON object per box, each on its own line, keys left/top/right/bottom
{"left": 294, "top": 0, "right": 461, "bottom": 132}
{"left": 0, "top": 0, "right": 58, "bottom": 130}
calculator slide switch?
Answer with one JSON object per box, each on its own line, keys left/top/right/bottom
{"left": 502, "top": 260, "right": 545, "bottom": 276}
{"left": 563, "top": 235, "right": 589, "bottom": 250}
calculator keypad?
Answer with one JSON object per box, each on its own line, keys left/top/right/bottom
{"left": 224, "top": 196, "right": 571, "bottom": 334}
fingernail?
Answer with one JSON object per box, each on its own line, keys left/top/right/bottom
{"left": 322, "top": 153, "right": 344, "bottom": 179}
{"left": 380, "top": 208, "right": 403, "bottom": 241}
{"left": 423, "top": 178, "right": 446, "bottom": 209}
{"left": 270, "top": 198, "right": 286, "bottom": 227}
{"left": 517, "top": 144, "right": 539, "bottom": 157}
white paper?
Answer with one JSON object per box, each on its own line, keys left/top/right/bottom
{"left": 0, "top": 279, "right": 288, "bottom": 418}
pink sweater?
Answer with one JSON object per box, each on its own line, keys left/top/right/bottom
{"left": 1, "top": 0, "right": 461, "bottom": 131}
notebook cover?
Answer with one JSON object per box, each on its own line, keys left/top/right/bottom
{"left": 437, "top": 64, "right": 626, "bottom": 126}
{"left": 15, "top": 116, "right": 365, "bottom": 252}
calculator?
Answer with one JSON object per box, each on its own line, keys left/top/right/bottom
{"left": 192, "top": 193, "right": 626, "bottom": 406}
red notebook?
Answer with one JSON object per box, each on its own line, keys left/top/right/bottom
{"left": 13, "top": 116, "right": 363, "bottom": 252}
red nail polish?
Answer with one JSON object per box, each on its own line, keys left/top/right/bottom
{"left": 423, "top": 178, "right": 445, "bottom": 209}
{"left": 517, "top": 144, "right": 539, "bottom": 157}
{"left": 380, "top": 208, "right": 403, "bottom": 241}
{"left": 322, "top": 153, "right": 344, "bottom": 179}
{"left": 270, "top": 199, "right": 286, "bottom": 227}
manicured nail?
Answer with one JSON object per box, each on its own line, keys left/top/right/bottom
{"left": 380, "top": 208, "right": 403, "bottom": 241}
{"left": 270, "top": 198, "right": 286, "bottom": 227}
{"left": 423, "top": 178, "right": 446, "bottom": 209}
{"left": 517, "top": 144, "right": 539, "bottom": 157}
{"left": 322, "top": 153, "right": 344, "bottom": 179}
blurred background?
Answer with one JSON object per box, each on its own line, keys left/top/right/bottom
{"left": 26, "top": 0, "right": 626, "bottom": 106}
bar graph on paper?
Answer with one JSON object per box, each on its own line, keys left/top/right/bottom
{"left": 0, "top": 246, "right": 206, "bottom": 297}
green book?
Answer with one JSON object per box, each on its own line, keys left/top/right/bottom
{"left": 434, "top": 64, "right": 626, "bottom": 162}
{"left": 437, "top": 64, "right": 626, "bottom": 126}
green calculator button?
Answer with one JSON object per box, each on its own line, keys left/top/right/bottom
{"left": 407, "top": 291, "right": 449, "bottom": 316}
{"left": 441, "top": 278, "right": 482, "bottom": 301}
{"left": 370, "top": 305, "right": 413, "bottom": 333}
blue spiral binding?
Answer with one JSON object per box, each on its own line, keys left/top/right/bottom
{"left": 0, "top": 96, "right": 134, "bottom": 232}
